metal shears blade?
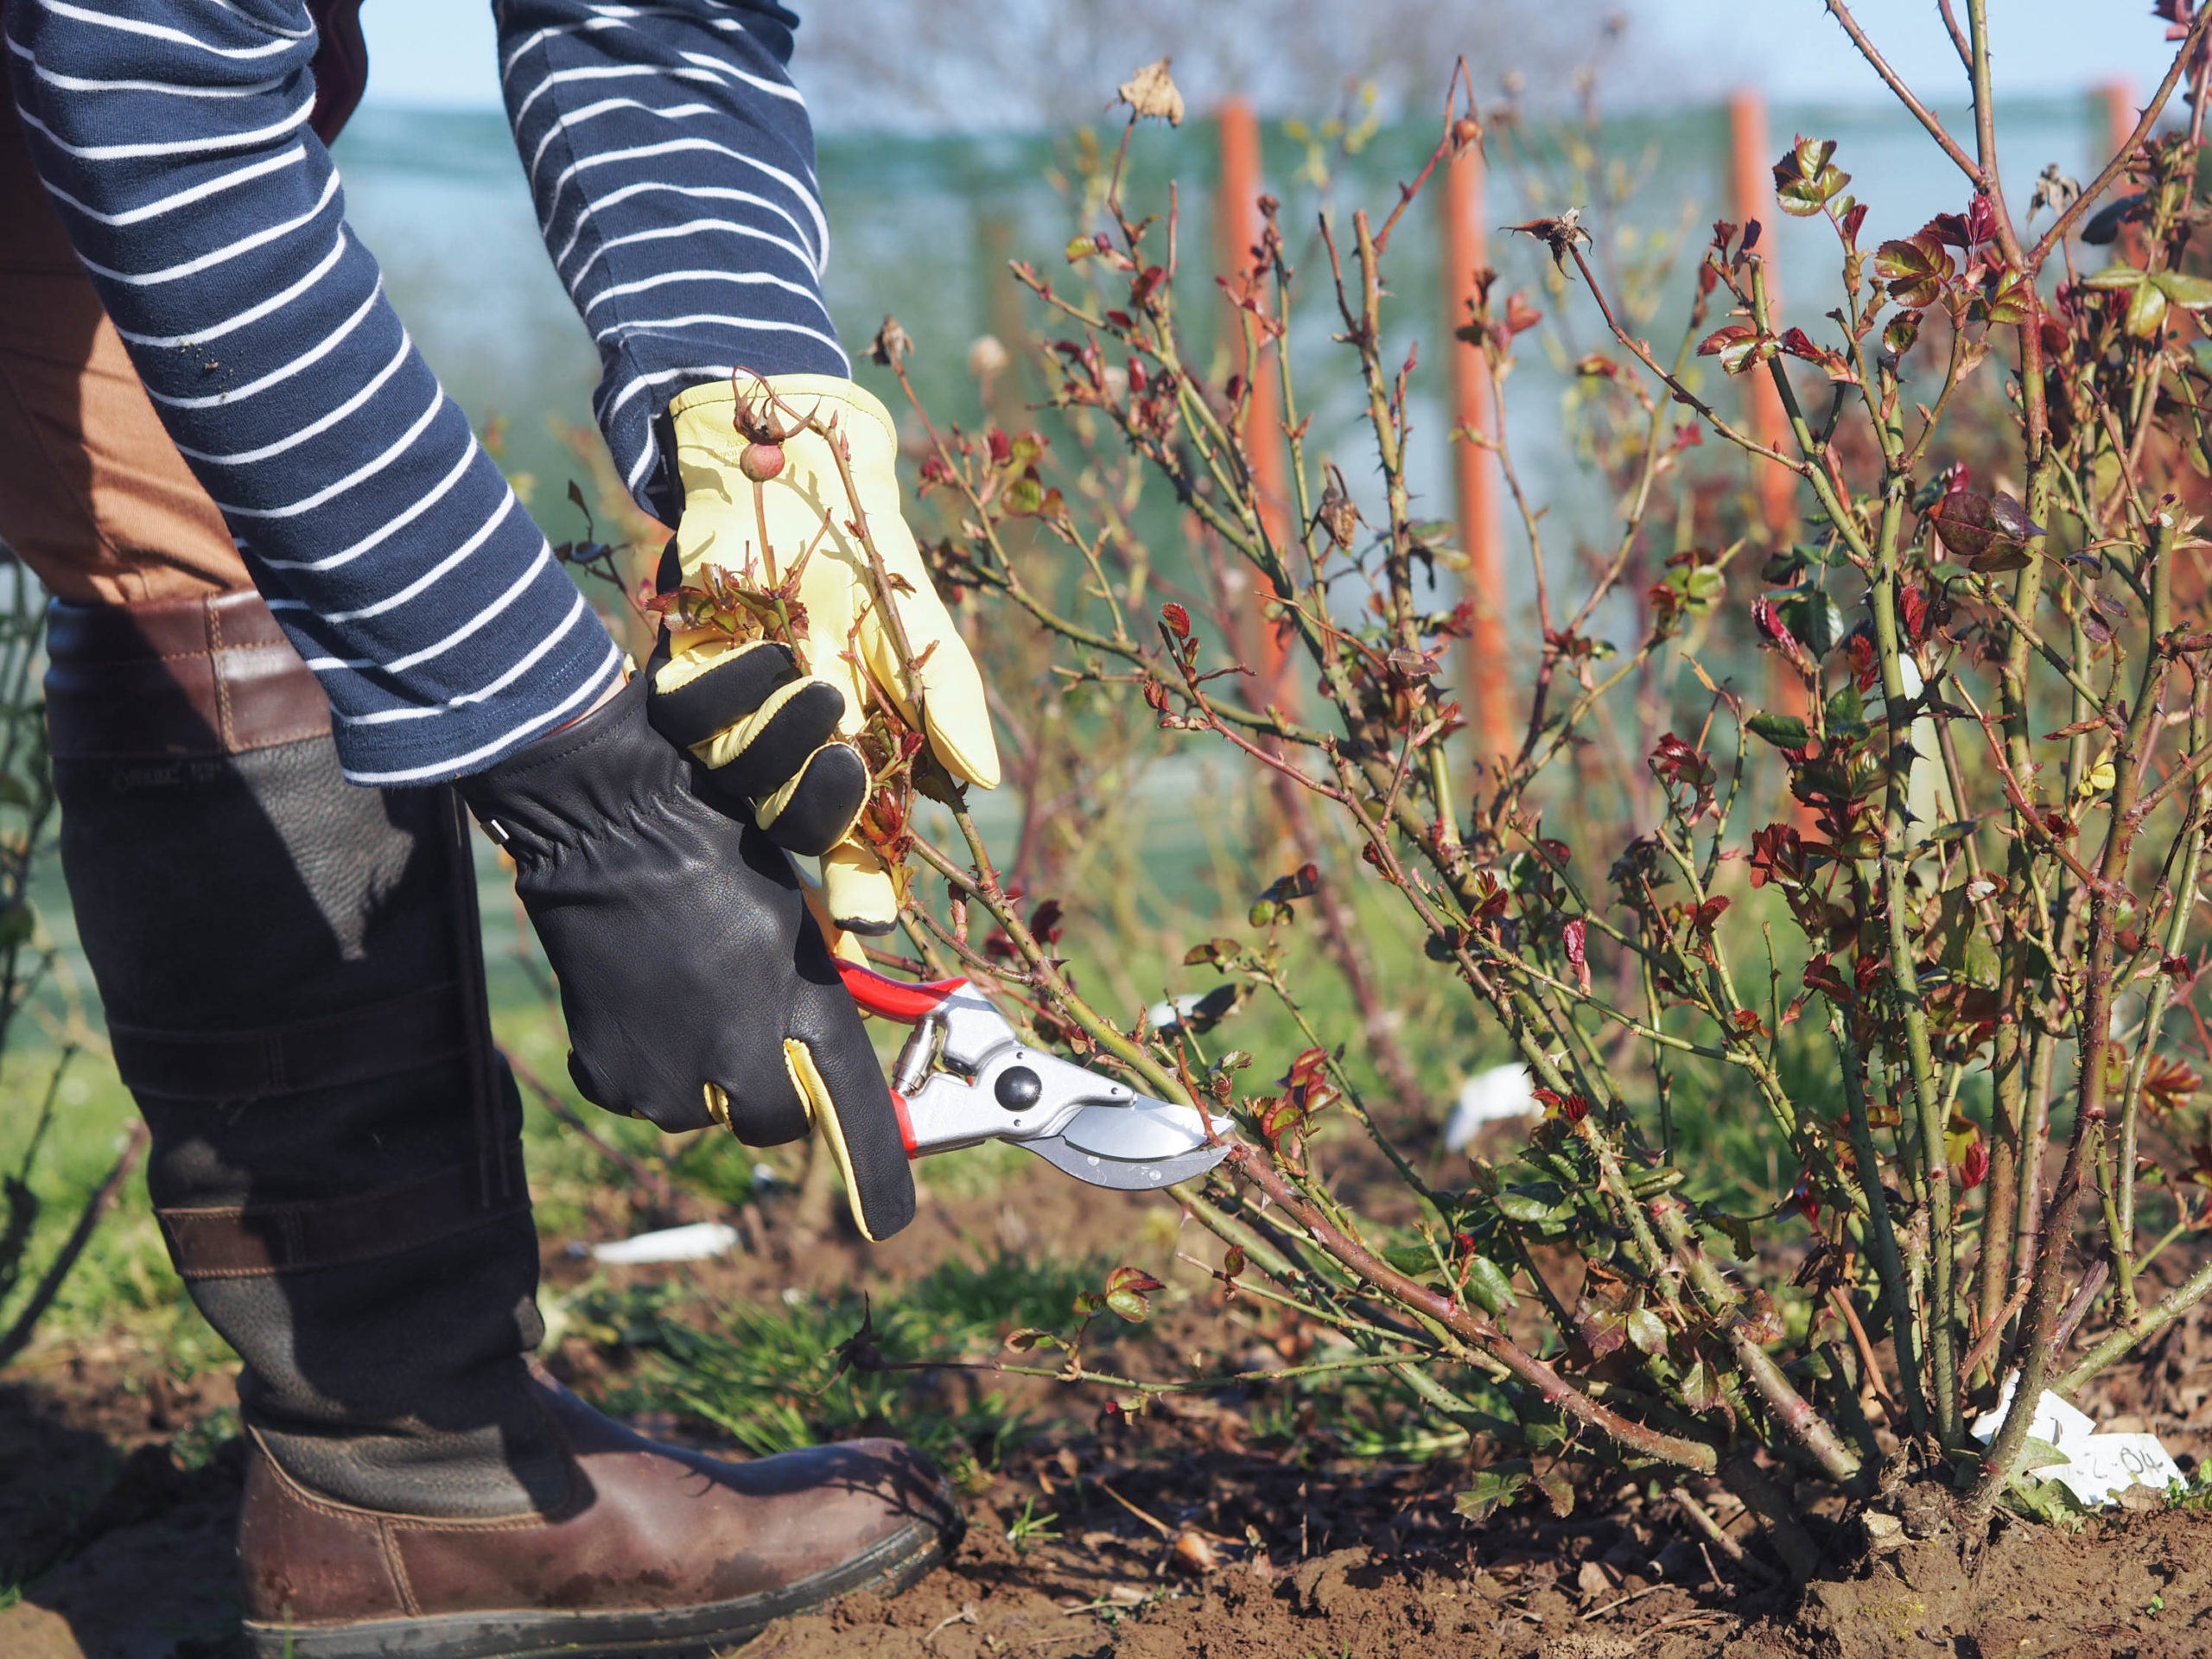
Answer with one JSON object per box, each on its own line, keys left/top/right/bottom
{"left": 835, "top": 960, "right": 1229, "bottom": 1192}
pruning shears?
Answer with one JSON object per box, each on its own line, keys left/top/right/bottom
{"left": 835, "top": 960, "right": 1230, "bottom": 1192}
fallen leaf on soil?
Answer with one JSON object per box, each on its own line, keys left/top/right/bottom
{"left": 1172, "top": 1529, "right": 1221, "bottom": 1573}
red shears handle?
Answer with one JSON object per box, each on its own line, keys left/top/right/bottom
{"left": 834, "top": 959, "right": 969, "bottom": 1023}
{"left": 834, "top": 960, "right": 965, "bottom": 1160}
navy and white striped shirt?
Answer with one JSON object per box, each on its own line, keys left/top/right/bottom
{"left": 500, "top": 0, "right": 849, "bottom": 516}
{"left": 4, "top": 0, "right": 842, "bottom": 783}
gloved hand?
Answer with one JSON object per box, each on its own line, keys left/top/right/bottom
{"left": 458, "top": 676, "right": 914, "bottom": 1241}
{"left": 649, "top": 372, "right": 999, "bottom": 934}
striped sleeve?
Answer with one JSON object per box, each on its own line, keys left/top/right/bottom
{"left": 3, "top": 0, "right": 623, "bottom": 785}
{"left": 497, "top": 0, "right": 849, "bottom": 524}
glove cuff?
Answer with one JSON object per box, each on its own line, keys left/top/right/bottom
{"left": 457, "top": 676, "right": 671, "bottom": 855}
{"left": 666, "top": 372, "right": 899, "bottom": 459}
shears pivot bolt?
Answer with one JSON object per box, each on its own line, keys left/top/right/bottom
{"left": 995, "top": 1065, "right": 1043, "bottom": 1111}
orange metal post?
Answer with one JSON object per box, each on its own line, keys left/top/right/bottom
{"left": 2096, "top": 80, "right": 2139, "bottom": 156}
{"left": 1217, "top": 97, "right": 1292, "bottom": 696}
{"left": 2094, "top": 82, "right": 2146, "bottom": 261}
{"left": 1730, "top": 88, "right": 1812, "bottom": 809}
{"left": 1440, "top": 143, "right": 1514, "bottom": 771}
{"left": 1729, "top": 89, "right": 1797, "bottom": 537}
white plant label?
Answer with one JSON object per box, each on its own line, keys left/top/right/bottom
{"left": 1970, "top": 1377, "right": 2184, "bottom": 1508}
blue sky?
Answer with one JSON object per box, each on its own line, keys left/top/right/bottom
{"left": 359, "top": 0, "right": 2190, "bottom": 114}
{"left": 1644, "top": 0, "right": 2183, "bottom": 103}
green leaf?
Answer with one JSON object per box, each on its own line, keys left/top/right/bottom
{"left": 2127, "top": 276, "right": 2171, "bottom": 339}
{"left": 2156, "top": 270, "right": 2212, "bottom": 309}
{"left": 1961, "top": 931, "right": 2002, "bottom": 990}
{"left": 1520, "top": 1408, "right": 1573, "bottom": 1451}
{"left": 1922, "top": 817, "right": 1986, "bottom": 846}
{"left": 1464, "top": 1254, "right": 1517, "bottom": 1315}
{"left": 1678, "top": 1356, "right": 1732, "bottom": 1418}
{"left": 1883, "top": 309, "right": 1923, "bottom": 357}
{"left": 1660, "top": 563, "right": 1724, "bottom": 620}
{"left": 1452, "top": 1463, "right": 1529, "bottom": 1524}
{"left": 2083, "top": 262, "right": 2151, "bottom": 290}
{"left": 1778, "top": 590, "right": 1845, "bottom": 656}
{"left": 2018, "top": 1435, "right": 2071, "bottom": 1474}
{"left": 1980, "top": 268, "right": 2036, "bottom": 327}
{"left": 1703, "top": 1210, "right": 1755, "bottom": 1257}
{"left": 1003, "top": 472, "right": 1046, "bottom": 515}
{"left": 1495, "top": 1182, "right": 1570, "bottom": 1224}
{"left": 1381, "top": 1243, "right": 1441, "bottom": 1279}
{"left": 0, "top": 905, "right": 34, "bottom": 951}
{"left": 1746, "top": 712, "right": 1812, "bottom": 750}
{"left": 1103, "top": 1266, "right": 1165, "bottom": 1323}
{"left": 1696, "top": 325, "right": 1769, "bottom": 376}
{"left": 1774, "top": 136, "right": 1851, "bottom": 216}
{"left": 2004, "top": 1466, "right": 2088, "bottom": 1526}
{"left": 1762, "top": 545, "right": 1812, "bottom": 582}
{"left": 1535, "top": 1467, "right": 1577, "bottom": 1517}
{"left": 1625, "top": 1307, "right": 1669, "bottom": 1356}
{"left": 1873, "top": 233, "right": 1954, "bottom": 307}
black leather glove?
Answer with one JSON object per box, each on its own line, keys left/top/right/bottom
{"left": 457, "top": 676, "right": 914, "bottom": 1241}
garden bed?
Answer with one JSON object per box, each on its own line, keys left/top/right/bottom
{"left": 9, "top": 1153, "right": 2212, "bottom": 1659}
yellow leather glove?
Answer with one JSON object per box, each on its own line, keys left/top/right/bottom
{"left": 649, "top": 372, "right": 999, "bottom": 931}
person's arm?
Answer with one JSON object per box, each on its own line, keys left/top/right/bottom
{"left": 496, "top": 0, "right": 844, "bottom": 519}
{"left": 497, "top": 0, "right": 1001, "bottom": 932}
{"left": 4, "top": 0, "right": 620, "bottom": 783}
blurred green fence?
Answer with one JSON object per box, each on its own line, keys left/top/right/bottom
{"left": 337, "top": 93, "right": 2121, "bottom": 577}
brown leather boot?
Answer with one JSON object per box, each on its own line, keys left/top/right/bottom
{"left": 47, "top": 590, "right": 961, "bottom": 1659}
{"left": 238, "top": 1375, "right": 957, "bottom": 1659}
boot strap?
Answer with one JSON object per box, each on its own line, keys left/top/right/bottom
{"left": 157, "top": 1146, "right": 531, "bottom": 1280}
{"left": 111, "top": 982, "right": 468, "bottom": 1102}
{"left": 46, "top": 589, "right": 331, "bottom": 760}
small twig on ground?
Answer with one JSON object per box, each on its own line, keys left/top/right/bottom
{"left": 0, "top": 1116, "right": 147, "bottom": 1370}
{"left": 1672, "top": 1485, "right": 1778, "bottom": 1586}
{"left": 922, "top": 1601, "right": 980, "bottom": 1650}
{"left": 1096, "top": 1479, "right": 1176, "bottom": 1538}
{"left": 1581, "top": 1582, "right": 1672, "bottom": 1623}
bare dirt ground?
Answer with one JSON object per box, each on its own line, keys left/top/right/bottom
{"left": 15, "top": 1360, "right": 2212, "bottom": 1659}
{"left": 12, "top": 1153, "right": 2212, "bottom": 1658}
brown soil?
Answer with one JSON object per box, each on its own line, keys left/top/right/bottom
{"left": 753, "top": 1503, "right": 2212, "bottom": 1659}
{"left": 20, "top": 1382, "right": 2212, "bottom": 1659}
{"left": 12, "top": 1154, "right": 2212, "bottom": 1658}
{"left": 0, "top": 1361, "right": 243, "bottom": 1659}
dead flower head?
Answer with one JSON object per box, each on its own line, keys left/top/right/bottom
{"left": 1117, "top": 58, "right": 1184, "bottom": 127}
{"left": 870, "top": 314, "right": 913, "bottom": 368}
{"left": 1505, "top": 207, "right": 1592, "bottom": 269}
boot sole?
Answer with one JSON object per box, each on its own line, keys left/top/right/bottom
{"left": 238, "top": 1510, "right": 957, "bottom": 1659}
